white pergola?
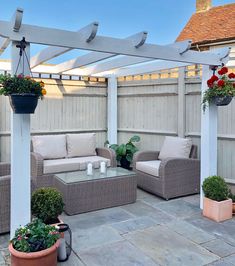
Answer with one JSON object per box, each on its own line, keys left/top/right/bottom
{"left": 0, "top": 8, "right": 231, "bottom": 237}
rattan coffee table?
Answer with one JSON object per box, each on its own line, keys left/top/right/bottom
{"left": 54, "top": 167, "right": 137, "bottom": 215}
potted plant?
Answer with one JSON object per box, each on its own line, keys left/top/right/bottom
{"left": 202, "top": 175, "right": 232, "bottom": 222}
{"left": 107, "top": 135, "right": 140, "bottom": 169}
{"left": 0, "top": 74, "right": 46, "bottom": 114}
{"left": 202, "top": 66, "right": 235, "bottom": 111}
{"left": 9, "top": 219, "right": 60, "bottom": 266}
{"left": 31, "top": 187, "right": 64, "bottom": 225}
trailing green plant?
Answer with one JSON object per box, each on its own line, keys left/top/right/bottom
{"left": 0, "top": 74, "right": 46, "bottom": 98}
{"left": 105, "top": 135, "right": 140, "bottom": 163}
{"left": 202, "top": 175, "right": 230, "bottom": 202}
{"left": 31, "top": 187, "right": 64, "bottom": 224}
{"left": 11, "top": 218, "right": 60, "bottom": 253}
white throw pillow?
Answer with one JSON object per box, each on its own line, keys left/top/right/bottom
{"left": 66, "top": 133, "right": 97, "bottom": 158}
{"left": 32, "top": 135, "right": 67, "bottom": 159}
{"left": 158, "top": 136, "right": 192, "bottom": 160}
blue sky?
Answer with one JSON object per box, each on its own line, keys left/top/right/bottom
{"left": 1, "top": 0, "right": 234, "bottom": 63}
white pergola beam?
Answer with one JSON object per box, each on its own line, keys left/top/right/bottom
{"left": 11, "top": 41, "right": 31, "bottom": 238}
{"left": 30, "top": 22, "right": 99, "bottom": 68}
{"left": 55, "top": 31, "right": 148, "bottom": 74}
{"left": 0, "top": 37, "right": 10, "bottom": 55}
{"left": 107, "top": 75, "right": 117, "bottom": 144}
{"left": 11, "top": 7, "right": 23, "bottom": 32}
{"left": 82, "top": 41, "right": 192, "bottom": 75}
{"left": 0, "top": 20, "right": 224, "bottom": 66}
{"left": 112, "top": 60, "right": 190, "bottom": 77}
{"left": 200, "top": 65, "right": 218, "bottom": 209}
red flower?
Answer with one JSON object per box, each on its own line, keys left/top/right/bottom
{"left": 228, "top": 73, "right": 235, "bottom": 79}
{"left": 210, "top": 75, "right": 219, "bottom": 82}
{"left": 217, "top": 79, "right": 225, "bottom": 87}
{"left": 17, "top": 236, "right": 22, "bottom": 241}
{"left": 17, "top": 74, "right": 23, "bottom": 79}
{"left": 220, "top": 66, "right": 228, "bottom": 74}
{"left": 218, "top": 70, "right": 223, "bottom": 75}
{"left": 233, "top": 83, "right": 235, "bottom": 88}
{"left": 207, "top": 79, "right": 213, "bottom": 87}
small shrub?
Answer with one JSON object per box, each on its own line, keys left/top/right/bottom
{"left": 228, "top": 191, "right": 235, "bottom": 203}
{"left": 202, "top": 175, "right": 229, "bottom": 202}
{"left": 31, "top": 187, "right": 64, "bottom": 224}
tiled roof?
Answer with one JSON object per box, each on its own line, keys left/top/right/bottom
{"left": 176, "top": 3, "right": 235, "bottom": 45}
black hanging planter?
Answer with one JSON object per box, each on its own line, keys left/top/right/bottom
{"left": 213, "top": 96, "right": 233, "bottom": 106}
{"left": 120, "top": 157, "right": 131, "bottom": 170}
{"left": 9, "top": 93, "right": 38, "bottom": 114}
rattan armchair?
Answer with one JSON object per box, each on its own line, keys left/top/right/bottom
{"left": 133, "top": 145, "right": 200, "bottom": 200}
{"left": 0, "top": 162, "right": 10, "bottom": 234}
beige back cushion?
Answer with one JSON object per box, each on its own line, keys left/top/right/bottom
{"left": 159, "top": 136, "right": 192, "bottom": 160}
{"left": 66, "top": 133, "right": 96, "bottom": 158}
{"left": 32, "top": 135, "right": 67, "bottom": 159}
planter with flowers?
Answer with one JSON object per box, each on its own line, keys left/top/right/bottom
{"left": 0, "top": 74, "right": 46, "bottom": 114}
{"left": 9, "top": 219, "right": 60, "bottom": 266}
{"left": 202, "top": 66, "right": 235, "bottom": 111}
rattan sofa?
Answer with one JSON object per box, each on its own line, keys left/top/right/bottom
{"left": 133, "top": 143, "right": 200, "bottom": 200}
{"left": 31, "top": 133, "right": 116, "bottom": 181}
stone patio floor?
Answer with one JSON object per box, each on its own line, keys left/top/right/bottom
{"left": 1, "top": 189, "right": 235, "bottom": 266}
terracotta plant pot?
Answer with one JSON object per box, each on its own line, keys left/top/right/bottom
{"left": 233, "top": 203, "right": 235, "bottom": 215}
{"left": 9, "top": 240, "right": 59, "bottom": 266}
{"left": 203, "top": 197, "right": 232, "bottom": 222}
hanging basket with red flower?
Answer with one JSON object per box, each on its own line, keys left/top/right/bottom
{"left": 0, "top": 74, "right": 46, "bottom": 114}
{"left": 202, "top": 66, "right": 235, "bottom": 111}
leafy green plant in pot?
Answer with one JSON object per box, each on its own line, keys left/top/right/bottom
{"left": 106, "top": 135, "right": 140, "bottom": 169}
{"left": 202, "top": 175, "right": 232, "bottom": 222}
{"left": 9, "top": 218, "right": 60, "bottom": 266}
{"left": 31, "top": 187, "right": 64, "bottom": 225}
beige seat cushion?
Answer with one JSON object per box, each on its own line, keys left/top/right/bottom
{"left": 159, "top": 136, "right": 192, "bottom": 160}
{"left": 66, "top": 133, "right": 96, "bottom": 158}
{"left": 136, "top": 160, "right": 161, "bottom": 177}
{"left": 32, "top": 135, "right": 67, "bottom": 159}
{"left": 43, "top": 156, "right": 110, "bottom": 174}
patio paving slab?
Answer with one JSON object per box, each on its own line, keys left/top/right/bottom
{"left": 186, "top": 215, "right": 235, "bottom": 246}
{"left": 124, "top": 224, "right": 219, "bottom": 266}
{"left": 182, "top": 194, "right": 200, "bottom": 207}
{"left": 0, "top": 252, "right": 5, "bottom": 265}
{"left": 61, "top": 207, "right": 133, "bottom": 231}
{"left": 58, "top": 251, "right": 85, "bottom": 266}
{"left": 0, "top": 235, "right": 9, "bottom": 250}
{"left": 201, "top": 239, "right": 235, "bottom": 258}
{"left": 72, "top": 225, "right": 122, "bottom": 252}
{"left": 79, "top": 240, "right": 159, "bottom": 266}
{"left": 111, "top": 216, "right": 157, "bottom": 235}
{"left": 165, "top": 220, "right": 216, "bottom": 244}
{"left": 154, "top": 198, "right": 201, "bottom": 218}
{"left": 120, "top": 200, "right": 174, "bottom": 224}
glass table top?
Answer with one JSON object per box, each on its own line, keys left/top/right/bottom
{"left": 56, "top": 167, "right": 135, "bottom": 184}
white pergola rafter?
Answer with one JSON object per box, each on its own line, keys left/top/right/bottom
{"left": 79, "top": 40, "right": 192, "bottom": 76}
{"left": 0, "top": 8, "right": 231, "bottom": 238}
{"left": 55, "top": 31, "right": 148, "bottom": 73}
{"left": 30, "top": 21, "right": 99, "bottom": 68}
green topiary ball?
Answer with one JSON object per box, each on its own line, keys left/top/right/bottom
{"left": 202, "top": 175, "right": 229, "bottom": 202}
{"left": 31, "top": 187, "right": 64, "bottom": 224}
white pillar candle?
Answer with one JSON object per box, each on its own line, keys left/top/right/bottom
{"left": 58, "top": 238, "right": 67, "bottom": 261}
{"left": 87, "top": 162, "right": 93, "bottom": 175}
{"left": 100, "top": 161, "right": 106, "bottom": 174}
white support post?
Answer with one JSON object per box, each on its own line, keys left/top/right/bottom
{"left": 10, "top": 41, "right": 31, "bottom": 238}
{"left": 200, "top": 65, "right": 218, "bottom": 209}
{"left": 107, "top": 75, "right": 117, "bottom": 144}
{"left": 178, "top": 67, "right": 186, "bottom": 138}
